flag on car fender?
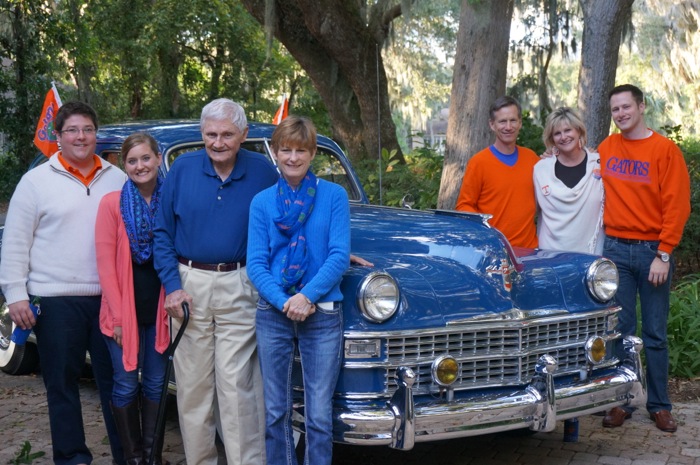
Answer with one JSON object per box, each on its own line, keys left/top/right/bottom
{"left": 34, "top": 83, "right": 63, "bottom": 157}
{"left": 272, "top": 94, "right": 289, "bottom": 125}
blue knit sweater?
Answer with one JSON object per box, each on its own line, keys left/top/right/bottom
{"left": 247, "top": 179, "right": 350, "bottom": 310}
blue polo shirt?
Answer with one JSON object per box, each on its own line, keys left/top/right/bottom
{"left": 154, "top": 148, "right": 278, "bottom": 294}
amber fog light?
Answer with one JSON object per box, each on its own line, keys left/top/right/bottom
{"left": 431, "top": 355, "right": 458, "bottom": 386}
{"left": 585, "top": 336, "right": 606, "bottom": 365}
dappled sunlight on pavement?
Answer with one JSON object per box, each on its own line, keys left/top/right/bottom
{"left": 2, "top": 372, "right": 700, "bottom": 464}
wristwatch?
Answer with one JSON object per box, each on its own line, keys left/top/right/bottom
{"left": 656, "top": 251, "right": 670, "bottom": 263}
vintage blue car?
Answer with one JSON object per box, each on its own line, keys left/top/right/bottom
{"left": 0, "top": 120, "right": 645, "bottom": 448}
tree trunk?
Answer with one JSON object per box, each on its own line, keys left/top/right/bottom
{"left": 240, "top": 0, "right": 404, "bottom": 164}
{"left": 437, "top": 0, "right": 515, "bottom": 210}
{"left": 208, "top": 34, "right": 226, "bottom": 102}
{"left": 578, "top": 0, "right": 634, "bottom": 149}
{"left": 66, "top": 0, "right": 95, "bottom": 105}
{"left": 10, "top": 2, "right": 33, "bottom": 167}
{"left": 157, "top": 44, "right": 182, "bottom": 117}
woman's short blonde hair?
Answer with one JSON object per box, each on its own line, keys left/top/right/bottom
{"left": 542, "top": 107, "right": 587, "bottom": 151}
{"left": 270, "top": 115, "right": 317, "bottom": 153}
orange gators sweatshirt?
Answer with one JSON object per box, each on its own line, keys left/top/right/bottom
{"left": 456, "top": 145, "right": 539, "bottom": 248}
{"left": 599, "top": 131, "right": 690, "bottom": 254}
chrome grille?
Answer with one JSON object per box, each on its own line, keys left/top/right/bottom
{"left": 383, "top": 313, "right": 608, "bottom": 394}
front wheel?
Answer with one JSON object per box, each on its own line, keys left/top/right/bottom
{"left": 0, "top": 294, "right": 40, "bottom": 375}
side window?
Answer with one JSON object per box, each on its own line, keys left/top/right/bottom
{"left": 165, "top": 144, "right": 204, "bottom": 170}
{"left": 100, "top": 151, "right": 122, "bottom": 168}
{"left": 241, "top": 141, "right": 269, "bottom": 158}
{"left": 312, "top": 149, "right": 358, "bottom": 201}
{"left": 162, "top": 140, "right": 358, "bottom": 201}
{"left": 166, "top": 142, "right": 270, "bottom": 170}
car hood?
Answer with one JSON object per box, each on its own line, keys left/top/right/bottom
{"left": 344, "top": 204, "right": 605, "bottom": 331}
{"left": 345, "top": 204, "right": 519, "bottom": 330}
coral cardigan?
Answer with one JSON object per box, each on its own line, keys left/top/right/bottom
{"left": 96, "top": 191, "right": 170, "bottom": 372}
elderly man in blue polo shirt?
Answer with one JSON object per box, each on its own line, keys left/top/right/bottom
{"left": 154, "top": 98, "right": 278, "bottom": 465}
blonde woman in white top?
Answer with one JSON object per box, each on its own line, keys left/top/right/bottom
{"left": 534, "top": 107, "right": 605, "bottom": 254}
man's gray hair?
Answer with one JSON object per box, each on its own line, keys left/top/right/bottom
{"left": 200, "top": 98, "right": 247, "bottom": 132}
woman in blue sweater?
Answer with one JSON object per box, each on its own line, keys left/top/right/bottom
{"left": 247, "top": 115, "right": 350, "bottom": 465}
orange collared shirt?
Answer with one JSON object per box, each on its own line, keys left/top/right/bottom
{"left": 58, "top": 153, "right": 103, "bottom": 186}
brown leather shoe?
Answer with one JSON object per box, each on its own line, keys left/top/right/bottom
{"left": 602, "top": 407, "right": 632, "bottom": 427}
{"left": 649, "top": 410, "right": 677, "bottom": 432}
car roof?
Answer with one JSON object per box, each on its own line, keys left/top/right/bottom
{"left": 95, "top": 120, "right": 344, "bottom": 153}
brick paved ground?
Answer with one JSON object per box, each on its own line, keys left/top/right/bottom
{"left": 1, "top": 372, "right": 699, "bottom": 465}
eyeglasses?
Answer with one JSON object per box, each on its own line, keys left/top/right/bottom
{"left": 60, "top": 127, "right": 96, "bottom": 136}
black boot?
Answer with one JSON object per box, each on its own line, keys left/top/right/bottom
{"left": 111, "top": 401, "right": 144, "bottom": 465}
{"left": 141, "top": 395, "right": 169, "bottom": 465}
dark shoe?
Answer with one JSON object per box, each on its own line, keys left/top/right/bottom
{"left": 141, "top": 395, "right": 169, "bottom": 465}
{"left": 602, "top": 407, "right": 631, "bottom": 427}
{"left": 650, "top": 410, "right": 677, "bottom": 432}
{"left": 111, "top": 401, "right": 144, "bottom": 465}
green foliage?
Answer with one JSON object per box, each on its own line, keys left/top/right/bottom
{"left": 0, "top": 0, "right": 62, "bottom": 169}
{"left": 667, "top": 275, "right": 700, "bottom": 378}
{"left": 0, "top": 153, "right": 23, "bottom": 202}
{"left": 354, "top": 146, "right": 443, "bottom": 209}
{"left": 516, "top": 110, "right": 545, "bottom": 155}
{"left": 660, "top": 124, "right": 683, "bottom": 145}
{"left": 673, "top": 137, "right": 700, "bottom": 276}
{"left": 8, "top": 441, "right": 45, "bottom": 465}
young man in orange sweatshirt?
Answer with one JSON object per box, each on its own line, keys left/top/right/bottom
{"left": 455, "top": 96, "right": 539, "bottom": 248}
{"left": 600, "top": 84, "right": 690, "bottom": 433}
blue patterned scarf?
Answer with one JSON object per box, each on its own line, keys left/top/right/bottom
{"left": 120, "top": 177, "right": 163, "bottom": 264}
{"left": 275, "top": 171, "right": 317, "bottom": 294}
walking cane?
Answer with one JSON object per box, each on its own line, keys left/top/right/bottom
{"left": 148, "top": 301, "right": 190, "bottom": 465}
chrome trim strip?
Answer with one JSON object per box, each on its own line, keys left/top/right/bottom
{"left": 343, "top": 307, "right": 621, "bottom": 339}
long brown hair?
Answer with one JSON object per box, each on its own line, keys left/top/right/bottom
{"left": 121, "top": 132, "right": 159, "bottom": 163}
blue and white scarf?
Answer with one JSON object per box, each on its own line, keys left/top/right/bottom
{"left": 120, "top": 177, "right": 163, "bottom": 264}
{"left": 274, "top": 171, "right": 317, "bottom": 294}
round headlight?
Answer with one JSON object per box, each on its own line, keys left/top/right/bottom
{"left": 357, "top": 272, "right": 399, "bottom": 323}
{"left": 586, "top": 258, "right": 618, "bottom": 302}
{"left": 432, "top": 355, "right": 458, "bottom": 386}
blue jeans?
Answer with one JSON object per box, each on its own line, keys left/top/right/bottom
{"left": 604, "top": 236, "right": 672, "bottom": 413}
{"left": 33, "top": 296, "right": 125, "bottom": 465}
{"left": 256, "top": 299, "right": 343, "bottom": 465}
{"left": 104, "top": 323, "right": 167, "bottom": 406}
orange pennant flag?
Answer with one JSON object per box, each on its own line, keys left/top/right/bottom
{"left": 272, "top": 94, "right": 289, "bottom": 125}
{"left": 34, "top": 84, "right": 62, "bottom": 157}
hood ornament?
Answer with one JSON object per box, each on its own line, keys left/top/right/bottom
{"left": 486, "top": 258, "right": 515, "bottom": 292}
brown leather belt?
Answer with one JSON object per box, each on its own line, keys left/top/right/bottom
{"left": 177, "top": 257, "right": 245, "bottom": 272}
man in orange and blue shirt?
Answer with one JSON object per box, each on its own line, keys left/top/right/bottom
{"left": 455, "top": 96, "right": 539, "bottom": 248}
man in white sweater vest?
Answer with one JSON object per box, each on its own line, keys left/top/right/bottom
{"left": 0, "top": 101, "right": 127, "bottom": 465}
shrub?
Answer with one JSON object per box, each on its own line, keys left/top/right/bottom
{"left": 354, "top": 112, "right": 545, "bottom": 212}
{"left": 673, "top": 137, "right": 700, "bottom": 276}
{"left": 354, "top": 146, "right": 443, "bottom": 210}
{"left": 0, "top": 152, "right": 23, "bottom": 203}
{"left": 517, "top": 110, "right": 545, "bottom": 155}
{"left": 667, "top": 274, "right": 700, "bottom": 377}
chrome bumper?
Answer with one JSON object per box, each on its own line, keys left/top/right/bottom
{"left": 332, "top": 336, "right": 646, "bottom": 450}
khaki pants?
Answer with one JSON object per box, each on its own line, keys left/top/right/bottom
{"left": 172, "top": 264, "right": 266, "bottom": 465}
